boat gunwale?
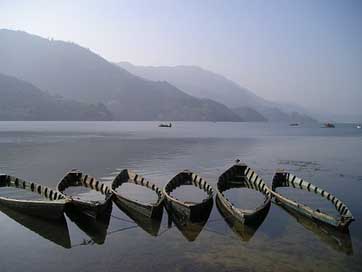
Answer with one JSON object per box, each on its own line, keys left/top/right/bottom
{"left": 111, "top": 169, "right": 164, "bottom": 209}
{"left": 271, "top": 170, "right": 354, "bottom": 229}
{"left": 216, "top": 163, "right": 272, "bottom": 222}
{"left": 163, "top": 170, "right": 214, "bottom": 209}
{"left": 0, "top": 174, "right": 69, "bottom": 204}
{"left": 57, "top": 170, "right": 112, "bottom": 207}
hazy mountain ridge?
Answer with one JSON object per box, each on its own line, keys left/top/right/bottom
{"left": 117, "top": 62, "right": 318, "bottom": 123}
{"left": 0, "top": 73, "right": 113, "bottom": 120}
{"left": 0, "top": 29, "right": 242, "bottom": 121}
{"left": 232, "top": 107, "right": 267, "bottom": 122}
{"left": 118, "top": 61, "right": 268, "bottom": 108}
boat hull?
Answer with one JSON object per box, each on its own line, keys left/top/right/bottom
{"left": 0, "top": 197, "right": 65, "bottom": 220}
{"left": 164, "top": 195, "right": 213, "bottom": 223}
{"left": 113, "top": 193, "right": 163, "bottom": 220}
{"left": 113, "top": 198, "right": 162, "bottom": 236}
{"left": 216, "top": 163, "right": 272, "bottom": 225}
{"left": 164, "top": 197, "right": 213, "bottom": 241}
{"left": 216, "top": 196, "right": 266, "bottom": 242}
{"left": 272, "top": 171, "right": 354, "bottom": 230}
{"left": 163, "top": 170, "right": 214, "bottom": 240}
{"left": 0, "top": 175, "right": 68, "bottom": 220}
{"left": 111, "top": 169, "right": 164, "bottom": 220}
{"left": 67, "top": 196, "right": 113, "bottom": 219}
{"left": 57, "top": 170, "right": 113, "bottom": 219}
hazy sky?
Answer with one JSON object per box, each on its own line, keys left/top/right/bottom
{"left": 1, "top": 0, "right": 361, "bottom": 115}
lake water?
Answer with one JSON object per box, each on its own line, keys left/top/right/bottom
{"left": 0, "top": 121, "right": 361, "bottom": 272}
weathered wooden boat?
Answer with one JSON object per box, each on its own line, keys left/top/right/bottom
{"left": 216, "top": 163, "right": 272, "bottom": 225}
{"left": 163, "top": 170, "right": 214, "bottom": 222}
{"left": 272, "top": 171, "right": 354, "bottom": 230}
{"left": 276, "top": 204, "right": 353, "bottom": 255}
{"left": 57, "top": 170, "right": 112, "bottom": 218}
{"left": 163, "top": 170, "right": 214, "bottom": 241}
{"left": 0, "top": 204, "right": 71, "bottom": 248}
{"left": 65, "top": 204, "right": 112, "bottom": 245}
{"left": 111, "top": 169, "right": 164, "bottom": 220}
{"left": 0, "top": 174, "right": 68, "bottom": 219}
{"left": 216, "top": 192, "right": 266, "bottom": 242}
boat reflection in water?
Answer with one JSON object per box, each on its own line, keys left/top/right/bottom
{"left": 65, "top": 204, "right": 112, "bottom": 245}
{"left": 216, "top": 197, "right": 268, "bottom": 242}
{"left": 165, "top": 199, "right": 213, "bottom": 242}
{"left": 214, "top": 163, "right": 271, "bottom": 241}
{"left": 113, "top": 200, "right": 163, "bottom": 237}
{"left": 0, "top": 204, "right": 71, "bottom": 248}
{"left": 278, "top": 205, "right": 353, "bottom": 255}
{"left": 163, "top": 170, "right": 214, "bottom": 242}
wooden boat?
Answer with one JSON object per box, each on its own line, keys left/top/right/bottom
{"left": 111, "top": 169, "right": 164, "bottom": 220}
{"left": 159, "top": 123, "right": 172, "bottom": 128}
{"left": 163, "top": 170, "right": 214, "bottom": 241}
{"left": 0, "top": 204, "right": 71, "bottom": 248}
{"left": 163, "top": 170, "right": 214, "bottom": 222}
{"left": 57, "top": 170, "right": 112, "bottom": 218}
{"left": 272, "top": 171, "right": 354, "bottom": 230}
{"left": 216, "top": 163, "right": 272, "bottom": 225}
{"left": 0, "top": 174, "right": 68, "bottom": 219}
{"left": 276, "top": 204, "right": 353, "bottom": 255}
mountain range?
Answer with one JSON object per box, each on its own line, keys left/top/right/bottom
{"left": 117, "top": 62, "right": 317, "bottom": 123}
{"left": 0, "top": 73, "right": 112, "bottom": 121}
{"left": 0, "top": 29, "right": 316, "bottom": 122}
{"left": 0, "top": 29, "right": 242, "bottom": 121}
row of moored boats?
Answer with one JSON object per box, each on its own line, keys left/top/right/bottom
{"left": 0, "top": 163, "right": 354, "bottom": 243}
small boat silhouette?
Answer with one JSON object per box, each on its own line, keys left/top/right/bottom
{"left": 324, "top": 123, "right": 335, "bottom": 128}
{"left": 159, "top": 123, "right": 172, "bottom": 128}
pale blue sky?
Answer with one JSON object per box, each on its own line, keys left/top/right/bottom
{"left": 1, "top": 0, "right": 361, "bottom": 115}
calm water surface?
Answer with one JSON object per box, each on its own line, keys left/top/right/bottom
{"left": 0, "top": 121, "right": 361, "bottom": 272}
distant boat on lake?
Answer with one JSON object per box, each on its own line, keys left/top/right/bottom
{"left": 159, "top": 123, "right": 172, "bottom": 128}
{"left": 324, "top": 123, "right": 335, "bottom": 128}
{"left": 357, "top": 125, "right": 361, "bottom": 129}
{"left": 289, "top": 123, "right": 299, "bottom": 127}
